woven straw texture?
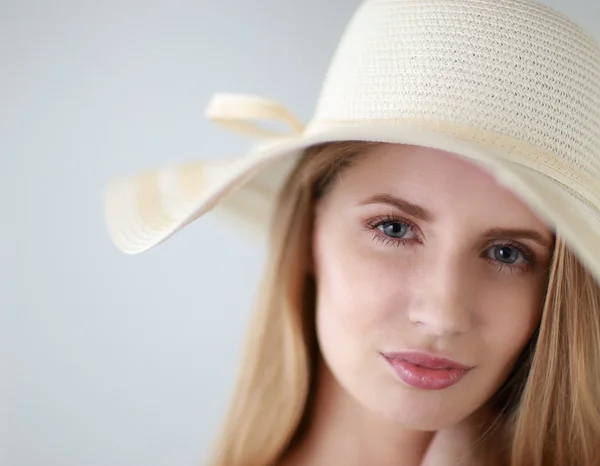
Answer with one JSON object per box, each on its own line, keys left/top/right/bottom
{"left": 309, "top": 0, "right": 600, "bottom": 215}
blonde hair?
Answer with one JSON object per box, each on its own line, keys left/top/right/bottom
{"left": 206, "top": 142, "right": 600, "bottom": 466}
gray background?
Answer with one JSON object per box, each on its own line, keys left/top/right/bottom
{"left": 1, "top": 1, "right": 598, "bottom": 465}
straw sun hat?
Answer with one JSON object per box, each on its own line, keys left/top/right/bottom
{"left": 104, "top": 0, "right": 600, "bottom": 283}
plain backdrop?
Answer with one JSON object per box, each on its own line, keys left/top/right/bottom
{"left": 1, "top": 1, "right": 599, "bottom": 465}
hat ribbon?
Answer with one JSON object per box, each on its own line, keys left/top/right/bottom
{"left": 205, "top": 93, "right": 305, "bottom": 138}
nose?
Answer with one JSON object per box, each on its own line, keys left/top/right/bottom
{"left": 407, "top": 252, "right": 474, "bottom": 337}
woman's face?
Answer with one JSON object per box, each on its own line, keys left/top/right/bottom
{"left": 312, "top": 143, "right": 554, "bottom": 430}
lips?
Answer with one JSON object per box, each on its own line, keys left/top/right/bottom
{"left": 382, "top": 351, "right": 473, "bottom": 390}
{"left": 390, "top": 352, "right": 472, "bottom": 370}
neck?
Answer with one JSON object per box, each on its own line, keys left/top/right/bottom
{"left": 282, "top": 358, "right": 447, "bottom": 466}
{"left": 281, "top": 356, "right": 497, "bottom": 466}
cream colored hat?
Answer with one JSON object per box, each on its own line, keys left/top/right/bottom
{"left": 105, "top": 0, "right": 600, "bottom": 283}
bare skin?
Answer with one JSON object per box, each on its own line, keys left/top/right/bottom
{"left": 282, "top": 144, "right": 552, "bottom": 466}
{"left": 282, "top": 358, "right": 495, "bottom": 466}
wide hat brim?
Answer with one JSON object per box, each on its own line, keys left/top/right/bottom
{"left": 104, "top": 98, "right": 600, "bottom": 284}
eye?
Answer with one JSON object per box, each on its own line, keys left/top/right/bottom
{"left": 378, "top": 220, "right": 411, "bottom": 239}
{"left": 484, "top": 241, "right": 537, "bottom": 275}
{"left": 488, "top": 244, "right": 527, "bottom": 265}
{"left": 365, "top": 214, "right": 420, "bottom": 246}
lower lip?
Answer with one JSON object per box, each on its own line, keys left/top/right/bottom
{"left": 383, "top": 356, "right": 470, "bottom": 390}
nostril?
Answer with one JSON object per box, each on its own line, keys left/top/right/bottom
{"left": 408, "top": 306, "right": 472, "bottom": 337}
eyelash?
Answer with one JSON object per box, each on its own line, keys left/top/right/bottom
{"left": 364, "top": 213, "right": 536, "bottom": 275}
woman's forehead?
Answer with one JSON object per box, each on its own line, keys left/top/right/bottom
{"left": 348, "top": 144, "right": 493, "bottom": 184}
{"left": 336, "top": 144, "right": 510, "bottom": 197}
{"left": 324, "top": 143, "right": 553, "bottom": 233}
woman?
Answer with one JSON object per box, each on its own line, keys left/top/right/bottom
{"left": 104, "top": 0, "right": 600, "bottom": 465}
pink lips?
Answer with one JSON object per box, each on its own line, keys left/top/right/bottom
{"left": 382, "top": 351, "right": 472, "bottom": 390}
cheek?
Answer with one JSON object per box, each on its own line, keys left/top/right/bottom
{"left": 477, "top": 281, "right": 544, "bottom": 378}
{"left": 313, "top": 226, "right": 411, "bottom": 356}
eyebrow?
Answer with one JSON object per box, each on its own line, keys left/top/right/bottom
{"left": 358, "top": 193, "right": 554, "bottom": 249}
{"left": 481, "top": 228, "right": 554, "bottom": 249}
{"left": 359, "top": 193, "right": 434, "bottom": 222}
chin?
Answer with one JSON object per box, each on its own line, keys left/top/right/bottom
{"left": 362, "top": 386, "right": 476, "bottom": 431}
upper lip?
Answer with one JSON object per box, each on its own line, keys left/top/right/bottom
{"left": 382, "top": 351, "right": 473, "bottom": 370}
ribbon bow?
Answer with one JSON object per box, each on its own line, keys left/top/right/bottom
{"left": 205, "top": 93, "right": 305, "bottom": 138}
